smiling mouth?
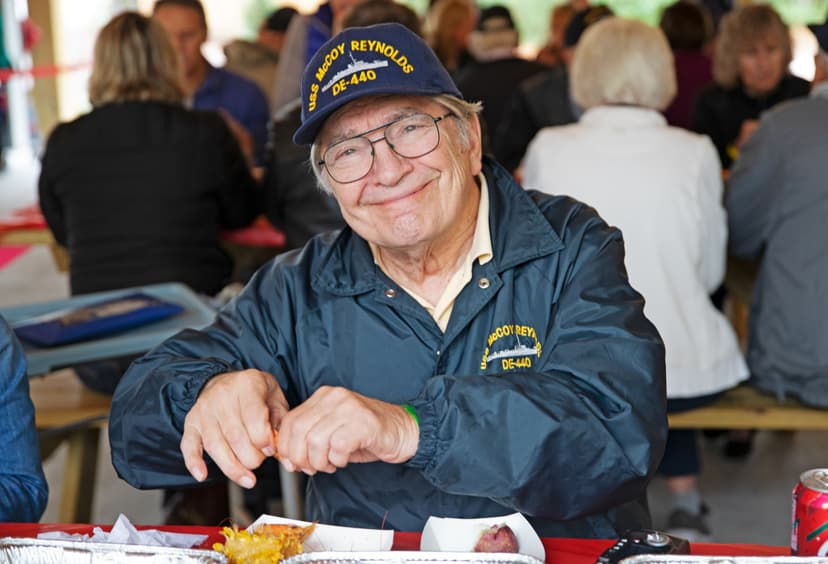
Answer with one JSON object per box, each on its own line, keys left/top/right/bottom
{"left": 367, "top": 180, "right": 432, "bottom": 206}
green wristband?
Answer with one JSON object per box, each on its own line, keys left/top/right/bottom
{"left": 401, "top": 403, "right": 419, "bottom": 427}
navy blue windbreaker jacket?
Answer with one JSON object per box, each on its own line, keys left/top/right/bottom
{"left": 109, "top": 158, "right": 667, "bottom": 538}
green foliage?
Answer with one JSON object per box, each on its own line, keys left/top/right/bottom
{"left": 399, "top": 0, "right": 828, "bottom": 51}
{"left": 762, "top": 0, "right": 828, "bottom": 25}
{"left": 244, "top": 0, "right": 280, "bottom": 39}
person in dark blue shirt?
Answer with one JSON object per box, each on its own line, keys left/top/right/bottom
{"left": 0, "top": 315, "right": 48, "bottom": 522}
{"left": 153, "top": 0, "right": 270, "bottom": 165}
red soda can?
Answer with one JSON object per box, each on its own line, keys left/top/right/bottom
{"left": 792, "top": 468, "right": 828, "bottom": 555}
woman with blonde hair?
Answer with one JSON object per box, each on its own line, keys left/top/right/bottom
{"left": 522, "top": 16, "right": 748, "bottom": 540}
{"left": 691, "top": 4, "right": 809, "bottom": 168}
{"left": 39, "top": 11, "right": 258, "bottom": 298}
{"left": 39, "top": 11, "right": 259, "bottom": 525}
{"left": 425, "top": 0, "right": 477, "bottom": 75}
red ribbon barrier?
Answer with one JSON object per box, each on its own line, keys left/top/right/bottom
{"left": 0, "top": 62, "right": 90, "bottom": 82}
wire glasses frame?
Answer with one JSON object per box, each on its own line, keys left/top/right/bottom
{"left": 317, "top": 112, "right": 453, "bottom": 184}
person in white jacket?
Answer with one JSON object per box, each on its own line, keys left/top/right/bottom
{"left": 522, "top": 17, "right": 748, "bottom": 541}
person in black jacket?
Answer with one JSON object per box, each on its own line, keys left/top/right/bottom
{"left": 39, "top": 11, "right": 259, "bottom": 297}
{"left": 454, "top": 5, "right": 546, "bottom": 151}
{"left": 38, "top": 12, "right": 259, "bottom": 526}
{"left": 493, "top": 5, "right": 612, "bottom": 174}
{"left": 691, "top": 4, "right": 809, "bottom": 169}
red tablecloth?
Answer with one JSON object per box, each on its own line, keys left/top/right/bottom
{"left": 221, "top": 216, "right": 286, "bottom": 248}
{"left": 0, "top": 204, "right": 47, "bottom": 232}
{"left": 0, "top": 524, "right": 790, "bottom": 564}
{"left": 0, "top": 204, "right": 286, "bottom": 249}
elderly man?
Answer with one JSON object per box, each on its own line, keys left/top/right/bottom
{"left": 109, "top": 23, "right": 666, "bottom": 537}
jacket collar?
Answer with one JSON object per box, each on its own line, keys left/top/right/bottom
{"left": 580, "top": 105, "right": 667, "bottom": 128}
{"left": 313, "top": 156, "right": 564, "bottom": 295}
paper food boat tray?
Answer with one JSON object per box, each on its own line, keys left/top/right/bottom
{"left": 620, "top": 557, "right": 828, "bottom": 564}
{"left": 0, "top": 537, "right": 226, "bottom": 563}
{"left": 284, "top": 551, "right": 545, "bottom": 564}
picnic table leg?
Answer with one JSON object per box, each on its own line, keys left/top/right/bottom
{"left": 59, "top": 426, "right": 101, "bottom": 523}
{"left": 278, "top": 465, "right": 304, "bottom": 520}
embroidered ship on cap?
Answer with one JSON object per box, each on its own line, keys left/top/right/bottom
{"left": 322, "top": 54, "right": 390, "bottom": 93}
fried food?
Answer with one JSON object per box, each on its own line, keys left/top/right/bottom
{"left": 213, "top": 522, "right": 315, "bottom": 564}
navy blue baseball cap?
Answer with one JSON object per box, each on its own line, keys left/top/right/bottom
{"left": 293, "top": 23, "right": 463, "bottom": 145}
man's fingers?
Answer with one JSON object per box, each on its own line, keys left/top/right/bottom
{"left": 266, "top": 392, "right": 289, "bottom": 429}
{"left": 220, "top": 425, "right": 267, "bottom": 471}
{"left": 304, "top": 419, "right": 343, "bottom": 473}
{"left": 279, "top": 395, "right": 328, "bottom": 470}
{"left": 200, "top": 423, "right": 258, "bottom": 489}
{"left": 180, "top": 425, "right": 208, "bottom": 482}
{"left": 238, "top": 393, "right": 279, "bottom": 457}
{"left": 263, "top": 429, "right": 278, "bottom": 458}
{"left": 328, "top": 426, "right": 362, "bottom": 468}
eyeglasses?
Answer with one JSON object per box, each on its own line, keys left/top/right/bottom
{"left": 318, "top": 112, "right": 453, "bottom": 184}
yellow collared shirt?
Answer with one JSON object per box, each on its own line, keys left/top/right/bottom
{"left": 372, "top": 175, "right": 493, "bottom": 332}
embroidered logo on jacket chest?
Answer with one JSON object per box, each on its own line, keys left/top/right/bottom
{"left": 480, "top": 323, "right": 542, "bottom": 371}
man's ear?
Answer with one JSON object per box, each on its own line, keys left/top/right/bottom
{"left": 468, "top": 115, "right": 484, "bottom": 176}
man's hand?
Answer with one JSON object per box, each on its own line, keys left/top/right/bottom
{"left": 276, "top": 386, "right": 419, "bottom": 475}
{"left": 181, "top": 369, "right": 288, "bottom": 489}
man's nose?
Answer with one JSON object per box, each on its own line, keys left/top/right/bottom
{"left": 370, "top": 138, "right": 410, "bottom": 185}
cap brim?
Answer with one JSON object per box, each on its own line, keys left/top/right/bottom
{"left": 293, "top": 84, "right": 456, "bottom": 145}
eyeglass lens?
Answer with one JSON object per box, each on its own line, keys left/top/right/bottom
{"left": 322, "top": 113, "right": 443, "bottom": 184}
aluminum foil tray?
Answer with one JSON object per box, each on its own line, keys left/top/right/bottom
{"left": 621, "top": 556, "right": 828, "bottom": 564}
{"left": 0, "top": 537, "right": 227, "bottom": 563}
{"left": 284, "top": 551, "right": 545, "bottom": 564}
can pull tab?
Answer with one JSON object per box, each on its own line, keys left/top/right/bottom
{"left": 645, "top": 532, "right": 670, "bottom": 547}
{"left": 815, "top": 471, "right": 828, "bottom": 488}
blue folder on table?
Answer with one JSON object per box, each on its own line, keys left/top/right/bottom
{"left": 0, "top": 282, "right": 217, "bottom": 376}
{"left": 13, "top": 293, "right": 184, "bottom": 347}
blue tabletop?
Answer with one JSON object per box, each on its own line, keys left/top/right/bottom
{"left": 0, "top": 283, "right": 217, "bottom": 376}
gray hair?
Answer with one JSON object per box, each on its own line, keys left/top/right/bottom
{"left": 310, "top": 94, "right": 482, "bottom": 193}
{"left": 570, "top": 17, "right": 676, "bottom": 111}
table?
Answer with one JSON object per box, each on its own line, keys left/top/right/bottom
{"left": 0, "top": 282, "right": 217, "bottom": 377}
{"left": 2, "top": 282, "right": 306, "bottom": 523}
{"left": 0, "top": 524, "right": 791, "bottom": 564}
{"left": 0, "top": 283, "right": 216, "bottom": 523}
{"left": 0, "top": 204, "right": 67, "bottom": 270}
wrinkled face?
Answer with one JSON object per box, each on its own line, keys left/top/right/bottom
{"left": 154, "top": 4, "right": 207, "bottom": 78}
{"left": 738, "top": 37, "right": 786, "bottom": 96}
{"left": 316, "top": 96, "right": 482, "bottom": 251}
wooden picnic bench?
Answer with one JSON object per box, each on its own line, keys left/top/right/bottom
{"left": 668, "top": 384, "right": 828, "bottom": 430}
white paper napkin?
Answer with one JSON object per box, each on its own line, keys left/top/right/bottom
{"left": 37, "top": 513, "right": 207, "bottom": 548}
{"left": 420, "top": 513, "right": 545, "bottom": 561}
{"left": 247, "top": 515, "right": 394, "bottom": 552}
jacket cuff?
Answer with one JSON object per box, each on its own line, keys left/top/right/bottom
{"left": 168, "top": 366, "right": 233, "bottom": 428}
{"left": 403, "top": 397, "right": 438, "bottom": 470}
